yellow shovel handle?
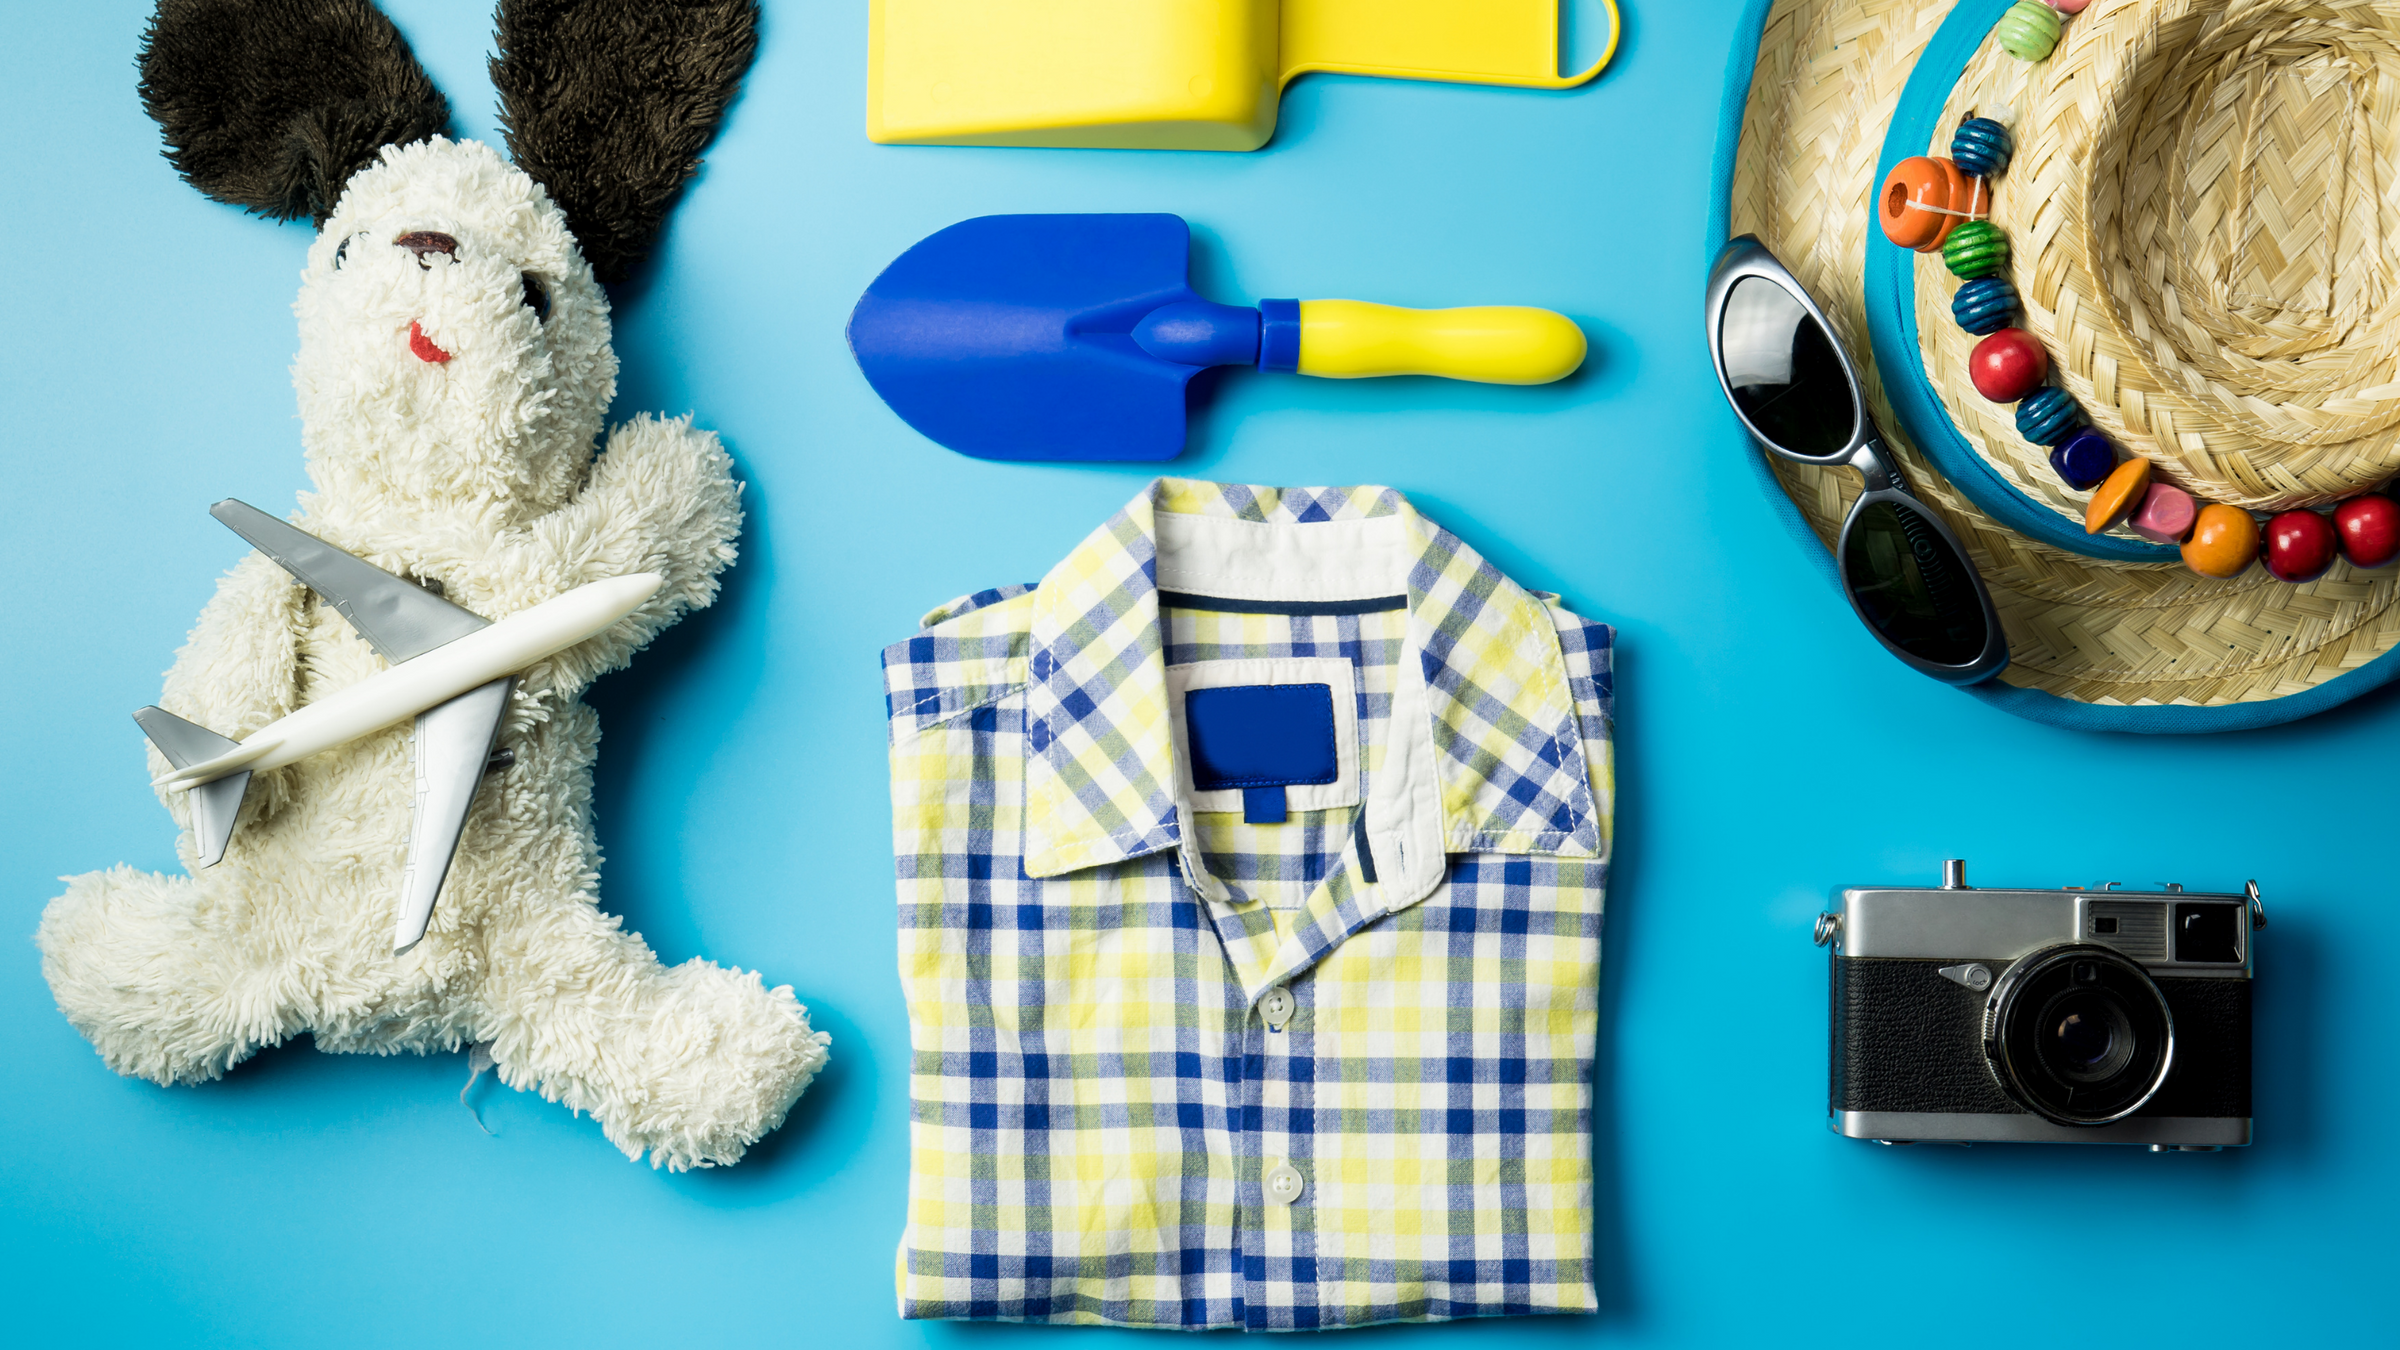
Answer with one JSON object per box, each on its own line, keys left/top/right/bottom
{"left": 1281, "top": 0, "right": 1621, "bottom": 91}
{"left": 1296, "top": 300, "right": 1587, "bottom": 384}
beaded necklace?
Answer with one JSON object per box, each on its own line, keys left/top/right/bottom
{"left": 1873, "top": 0, "right": 2400, "bottom": 582}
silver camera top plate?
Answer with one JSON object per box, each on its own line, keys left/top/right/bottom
{"left": 1835, "top": 873, "right": 2254, "bottom": 976}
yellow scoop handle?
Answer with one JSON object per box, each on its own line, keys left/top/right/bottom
{"left": 1294, "top": 300, "right": 1586, "bottom": 384}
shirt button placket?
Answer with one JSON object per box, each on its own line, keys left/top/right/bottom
{"left": 1250, "top": 981, "right": 1304, "bottom": 1321}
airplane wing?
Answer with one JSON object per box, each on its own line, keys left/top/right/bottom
{"left": 210, "top": 499, "right": 488, "bottom": 661}
{"left": 207, "top": 500, "right": 505, "bottom": 953}
{"left": 393, "top": 676, "right": 513, "bottom": 955}
{"left": 131, "top": 705, "right": 251, "bottom": 867}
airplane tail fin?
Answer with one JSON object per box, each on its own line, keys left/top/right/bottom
{"left": 132, "top": 706, "right": 252, "bottom": 868}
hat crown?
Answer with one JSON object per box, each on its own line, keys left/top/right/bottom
{"left": 1945, "top": 0, "right": 2400, "bottom": 514}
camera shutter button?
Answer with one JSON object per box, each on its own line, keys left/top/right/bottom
{"left": 1260, "top": 987, "right": 1295, "bottom": 1031}
{"left": 1265, "top": 1162, "right": 1305, "bottom": 1204}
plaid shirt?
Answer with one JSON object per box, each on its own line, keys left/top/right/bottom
{"left": 883, "top": 480, "right": 1614, "bottom": 1330}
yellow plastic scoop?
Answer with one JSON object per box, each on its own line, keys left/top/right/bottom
{"left": 866, "top": 0, "right": 1620, "bottom": 150}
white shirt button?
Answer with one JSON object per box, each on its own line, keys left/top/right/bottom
{"left": 1259, "top": 986, "right": 1295, "bottom": 1031}
{"left": 1265, "top": 1162, "right": 1305, "bottom": 1205}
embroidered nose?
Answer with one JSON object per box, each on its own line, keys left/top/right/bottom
{"left": 394, "top": 231, "right": 458, "bottom": 264}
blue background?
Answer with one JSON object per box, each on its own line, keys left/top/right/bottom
{"left": 3, "top": 1, "right": 2391, "bottom": 1344}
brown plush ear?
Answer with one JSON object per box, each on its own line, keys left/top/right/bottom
{"left": 491, "top": 0, "right": 760, "bottom": 285}
{"left": 138, "top": 0, "right": 451, "bottom": 225}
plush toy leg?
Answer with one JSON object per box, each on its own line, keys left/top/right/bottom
{"left": 38, "top": 865, "right": 301, "bottom": 1086}
{"left": 480, "top": 907, "right": 829, "bottom": 1170}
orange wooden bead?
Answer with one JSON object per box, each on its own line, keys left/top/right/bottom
{"left": 2183, "top": 504, "right": 2261, "bottom": 578}
{"left": 1878, "top": 156, "right": 1976, "bottom": 251}
{"left": 2083, "top": 456, "right": 2152, "bottom": 534}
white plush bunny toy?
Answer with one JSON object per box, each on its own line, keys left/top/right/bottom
{"left": 36, "top": 0, "right": 827, "bottom": 1169}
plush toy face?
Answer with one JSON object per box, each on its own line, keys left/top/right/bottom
{"left": 296, "top": 138, "right": 617, "bottom": 517}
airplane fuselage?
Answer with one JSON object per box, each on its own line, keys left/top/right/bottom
{"left": 157, "top": 571, "right": 663, "bottom": 792}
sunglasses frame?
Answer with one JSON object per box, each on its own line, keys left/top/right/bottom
{"left": 1705, "top": 235, "right": 2010, "bottom": 685}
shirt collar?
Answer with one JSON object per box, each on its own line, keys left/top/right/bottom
{"left": 1022, "top": 478, "right": 1602, "bottom": 912}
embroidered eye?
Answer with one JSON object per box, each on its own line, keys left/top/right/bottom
{"left": 333, "top": 234, "right": 351, "bottom": 269}
{"left": 521, "top": 272, "right": 550, "bottom": 322}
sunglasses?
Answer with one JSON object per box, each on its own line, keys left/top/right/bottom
{"left": 1705, "top": 237, "right": 2009, "bottom": 685}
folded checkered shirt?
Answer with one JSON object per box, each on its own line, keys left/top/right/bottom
{"left": 883, "top": 479, "right": 1614, "bottom": 1330}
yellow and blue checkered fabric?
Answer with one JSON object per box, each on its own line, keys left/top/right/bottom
{"left": 885, "top": 480, "right": 1614, "bottom": 1330}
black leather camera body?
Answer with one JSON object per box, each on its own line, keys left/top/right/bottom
{"left": 1818, "top": 861, "right": 2257, "bottom": 1150}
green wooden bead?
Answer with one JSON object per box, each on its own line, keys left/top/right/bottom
{"left": 1943, "top": 221, "right": 2010, "bottom": 278}
{"left": 1996, "top": 0, "right": 2063, "bottom": 61}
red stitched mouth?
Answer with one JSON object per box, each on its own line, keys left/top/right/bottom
{"left": 408, "top": 321, "right": 452, "bottom": 364}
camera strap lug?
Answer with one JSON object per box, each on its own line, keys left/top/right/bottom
{"left": 2246, "top": 879, "right": 2267, "bottom": 929}
{"left": 1813, "top": 912, "right": 1841, "bottom": 947}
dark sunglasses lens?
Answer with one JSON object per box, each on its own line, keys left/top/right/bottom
{"left": 1844, "top": 500, "right": 1991, "bottom": 666}
{"left": 1719, "top": 276, "right": 1858, "bottom": 457}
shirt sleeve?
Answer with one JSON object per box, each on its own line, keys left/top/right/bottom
{"left": 1542, "top": 601, "right": 1615, "bottom": 859}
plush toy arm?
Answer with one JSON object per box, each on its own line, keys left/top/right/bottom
{"left": 511, "top": 413, "right": 742, "bottom": 694}
{"left": 150, "top": 550, "right": 306, "bottom": 826}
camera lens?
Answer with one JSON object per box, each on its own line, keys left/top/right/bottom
{"left": 2038, "top": 990, "right": 2135, "bottom": 1083}
{"left": 2057, "top": 1011, "right": 2108, "bottom": 1063}
{"left": 1984, "top": 945, "right": 2173, "bottom": 1126}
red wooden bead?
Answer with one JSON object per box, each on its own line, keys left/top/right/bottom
{"left": 2336, "top": 494, "right": 2400, "bottom": 569}
{"left": 2264, "top": 509, "right": 2338, "bottom": 583}
{"left": 1970, "top": 328, "right": 2047, "bottom": 402}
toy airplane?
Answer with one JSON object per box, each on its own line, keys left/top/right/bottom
{"left": 136, "top": 500, "right": 662, "bottom": 955}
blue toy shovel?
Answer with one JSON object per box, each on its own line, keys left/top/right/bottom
{"left": 846, "top": 214, "right": 1586, "bottom": 462}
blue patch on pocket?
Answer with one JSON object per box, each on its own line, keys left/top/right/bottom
{"left": 1184, "top": 683, "right": 1338, "bottom": 824}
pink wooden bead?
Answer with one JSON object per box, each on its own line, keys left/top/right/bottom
{"left": 2047, "top": 0, "right": 2090, "bottom": 11}
{"left": 2130, "top": 483, "right": 2198, "bottom": 544}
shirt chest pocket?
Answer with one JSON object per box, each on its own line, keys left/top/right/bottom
{"left": 1166, "top": 657, "right": 1361, "bottom": 823}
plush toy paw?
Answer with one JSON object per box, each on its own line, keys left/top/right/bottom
{"left": 603, "top": 962, "right": 831, "bottom": 1171}
{"left": 39, "top": 865, "right": 279, "bottom": 1086}
{"left": 491, "top": 958, "right": 831, "bottom": 1171}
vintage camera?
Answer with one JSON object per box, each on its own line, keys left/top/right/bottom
{"left": 1817, "top": 861, "right": 2259, "bottom": 1150}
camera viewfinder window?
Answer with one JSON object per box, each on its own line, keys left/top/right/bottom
{"left": 2172, "top": 903, "right": 2243, "bottom": 964}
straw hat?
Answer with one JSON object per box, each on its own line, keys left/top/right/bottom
{"left": 1724, "top": 0, "right": 2400, "bottom": 729}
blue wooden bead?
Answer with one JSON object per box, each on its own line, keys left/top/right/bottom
{"left": 1951, "top": 117, "right": 2014, "bottom": 176}
{"left": 2016, "top": 386, "right": 2083, "bottom": 446}
{"left": 1953, "top": 277, "right": 2019, "bottom": 334}
{"left": 2049, "top": 427, "right": 2114, "bottom": 489}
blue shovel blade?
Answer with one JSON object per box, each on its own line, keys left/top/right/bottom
{"left": 847, "top": 214, "right": 1210, "bottom": 462}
